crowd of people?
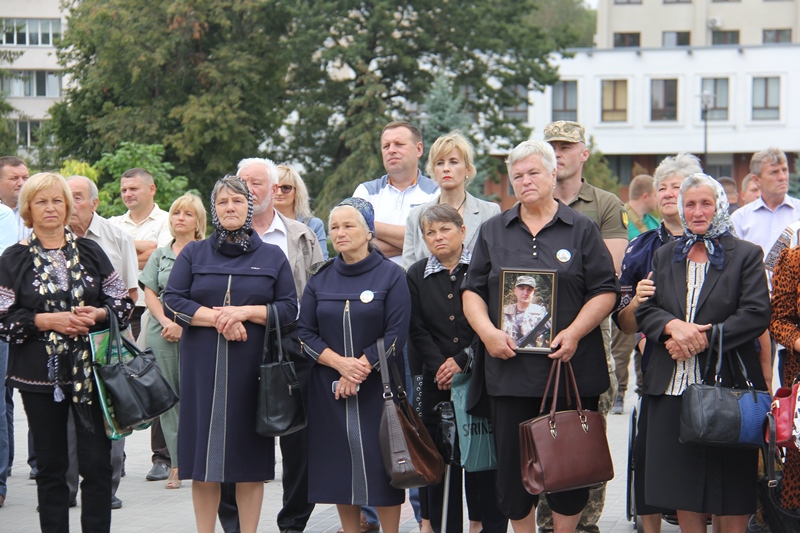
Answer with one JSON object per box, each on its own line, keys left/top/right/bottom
{"left": 0, "top": 117, "right": 797, "bottom": 533}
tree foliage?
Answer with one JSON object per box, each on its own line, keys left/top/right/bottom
{"left": 528, "top": 0, "right": 596, "bottom": 49}
{"left": 265, "top": 0, "right": 566, "bottom": 210}
{"left": 583, "top": 137, "right": 620, "bottom": 196}
{"left": 0, "top": 47, "right": 23, "bottom": 157}
{"left": 93, "top": 142, "right": 191, "bottom": 218}
{"left": 60, "top": 160, "right": 99, "bottom": 182}
{"left": 51, "top": 0, "right": 291, "bottom": 194}
{"left": 420, "top": 76, "right": 472, "bottom": 164}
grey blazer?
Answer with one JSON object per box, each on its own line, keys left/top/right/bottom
{"left": 402, "top": 192, "right": 501, "bottom": 269}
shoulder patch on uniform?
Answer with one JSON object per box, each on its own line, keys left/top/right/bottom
{"left": 308, "top": 258, "right": 335, "bottom": 277}
{"left": 621, "top": 211, "right": 629, "bottom": 229}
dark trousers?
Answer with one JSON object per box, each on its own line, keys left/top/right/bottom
{"left": 277, "top": 427, "right": 315, "bottom": 531}
{"left": 5, "top": 387, "right": 38, "bottom": 473}
{"left": 219, "top": 482, "right": 241, "bottom": 533}
{"left": 22, "top": 390, "right": 112, "bottom": 533}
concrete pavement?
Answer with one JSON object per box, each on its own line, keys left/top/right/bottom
{"left": 0, "top": 377, "right": 679, "bottom": 532}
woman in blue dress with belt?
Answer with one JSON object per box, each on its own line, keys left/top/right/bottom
{"left": 162, "top": 176, "right": 297, "bottom": 533}
{"left": 299, "top": 198, "right": 411, "bottom": 533}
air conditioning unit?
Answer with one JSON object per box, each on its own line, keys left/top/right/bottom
{"left": 707, "top": 17, "right": 723, "bottom": 30}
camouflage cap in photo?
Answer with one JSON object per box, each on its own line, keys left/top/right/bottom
{"left": 515, "top": 275, "right": 537, "bottom": 288}
{"left": 543, "top": 121, "right": 586, "bottom": 144}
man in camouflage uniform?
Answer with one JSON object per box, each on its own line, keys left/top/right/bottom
{"left": 502, "top": 276, "right": 550, "bottom": 349}
{"left": 537, "top": 121, "right": 626, "bottom": 533}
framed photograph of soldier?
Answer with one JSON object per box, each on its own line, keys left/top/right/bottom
{"left": 498, "top": 269, "right": 556, "bottom": 353}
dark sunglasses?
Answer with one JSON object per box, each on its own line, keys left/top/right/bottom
{"left": 278, "top": 184, "right": 294, "bottom": 194}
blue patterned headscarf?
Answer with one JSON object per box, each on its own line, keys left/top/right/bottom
{"left": 673, "top": 173, "right": 735, "bottom": 270}
{"left": 334, "top": 197, "right": 375, "bottom": 235}
{"left": 210, "top": 175, "right": 254, "bottom": 252}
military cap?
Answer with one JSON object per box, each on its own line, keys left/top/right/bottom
{"left": 515, "top": 275, "right": 537, "bottom": 288}
{"left": 543, "top": 121, "right": 586, "bottom": 144}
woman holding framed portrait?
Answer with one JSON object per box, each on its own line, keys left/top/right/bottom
{"left": 462, "top": 140, "right": 618, "bottom": 533}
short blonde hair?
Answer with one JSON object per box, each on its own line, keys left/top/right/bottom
{"left": 425, "top": 131, "right": 477, "bottom": 184}
{"left": 276, "top": 165, "right": 313, "bottom": 220}
{"left": 168, "top": 192, "right": 207, "bottom": 240}
{"left": 19, "top": 172, "right": 73, "bottom": 229}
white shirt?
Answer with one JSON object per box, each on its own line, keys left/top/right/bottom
{"left": 0, "top": 203, "right": 16, "bottom": 254}
{"left": 70, "top": 213, "right": 139, "bottom": 291}
{"left": 259, "top": 209, "right": 289, "bottom": 259}
{"left": 109, "top": 204, "right": 171, "bottom": 305}
{"left": 353, "top": 171, "right": 439, "bottom": 264}
{"left": 731, "top": 195, "right": 800, "bottom": 257}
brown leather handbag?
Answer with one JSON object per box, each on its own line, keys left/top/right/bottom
{"left": 377, "top": 338, "right": 444, "bottom": 489}
{"left": 519, "top": 359, "right": 614, "bottom": 495}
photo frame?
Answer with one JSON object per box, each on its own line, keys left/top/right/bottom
{"left": 498, "top": 269, "right": 557, "bottom": 353}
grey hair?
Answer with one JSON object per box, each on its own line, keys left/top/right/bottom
{"left": 236, "top": 157, "right": 278, "bottom": 187}
{"left": 505, "top": 140, "right": 557, "bottom": 176}
{"left": 653, "top": 152, "right": 703, "bottom": 188}
{"left": 418, "top": 204, "right": 464, "bottom": 235}
{"left": 750, "top": 147, "right": 787, "bottom": 176}
{"left": 66, "top": 175, "right": 99, "bottom": 202}
{"left": 212, "top": 175, "right": 250, "bottom": 203}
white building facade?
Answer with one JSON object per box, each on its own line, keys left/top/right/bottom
{"left": 0, "top": 0, "right": 66, "bottom": 152}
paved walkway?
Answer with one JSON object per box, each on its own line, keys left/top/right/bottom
{"left": 1, "top": 372, "right": 680, "bottom": 532}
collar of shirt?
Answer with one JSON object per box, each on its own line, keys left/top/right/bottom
{"left": 573, "top": 180, "right": 595, "bottom": 204}
{"left": 502, "top": 201, "right": 577, "bottom": 231}
{"left": 423, "top": 247, "right": 472, "bottom": 278}
{"left": 751, "top": 195, "right": 799, "bottom": 213}
{"left": 262, "top": 209, "right": 288, "bottom": 237}
{"left": 119, "top": 204, "right": 165, "bottom": 226}
{"left": 385, "top": 170, "right": 425, "bottom": 192}
{"left": 656, "top": 222, "right": 679, "bottom": 244}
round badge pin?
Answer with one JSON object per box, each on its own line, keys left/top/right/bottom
{"left": 556, "top": 249, "right": 571, "bottom": 263}
{"left": 360, "top": 290, "right": 374, "bottom": 304}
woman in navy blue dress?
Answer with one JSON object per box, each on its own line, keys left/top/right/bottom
{"left": 162, "top": 176, "right": 297, "bottom": 533}
{"left": 298, "top": 198, "right": 411, "bottom": 533}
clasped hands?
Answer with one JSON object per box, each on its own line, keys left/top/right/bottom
{"left": 664, "top": 319, "right": 711, "bottom": 361}
{"left": 484, "top": 326, "right": 579, "bottom": 362}
{"left": 334, "top": 355, "right": 372, "bottom": 400}
{"left": 211, "top": 306, "right": 250, "bottom": 342}
{"left": 43, "top": 307, "right": 106, "bottom": 337}
{"left": 435, "top": 358, "right": 462, "bottom": 390}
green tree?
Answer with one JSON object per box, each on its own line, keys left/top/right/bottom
{"left": 50, "top": 0, "right": 291, "bottom": 194}
{"left": 0, "top": 45, "right": 23, "bottom": 156}
{"left": 93, "top": 142, "right": 191, "bottom": 218}
{"left": 528, "top": 0, "right": 596, "bottom": 49}
{"left": 60, "top": 159, "right": 99, "bottom": 182}
{"left": 583, "top": 136, "right": 620, "bottom": 195}
{"left": 278, "top": 0, "right": 565, "bottom": 208}
{"left": 420, "top": 76, "right": 472, "bottom": 164}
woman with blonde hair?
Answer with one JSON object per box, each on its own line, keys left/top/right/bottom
{"left": 275, "top": 165, "right": 328, "bottom": 259}
{"left": 402, "top": 131, "right": 499, "bottom": 269}
{"left": 140, "top": 192, "right": 207, "bottom": 489}
{"left": 0, "top": 172, "right": 133, "bottom": 532}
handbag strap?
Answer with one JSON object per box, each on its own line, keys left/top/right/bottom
{"left": 106, "top": 305, "right": 124, "bottom": 365}
{"left": 261, "top": 303, "right": 287, "bottom": 365}
{"left": 538, "top": 359, "right": 560, "bottom": 414}
{"left": 701, "top": 323, "right": 722, "bottom": 383}
{"left": 376, "top": 337, "right": 407, "bottom": 400}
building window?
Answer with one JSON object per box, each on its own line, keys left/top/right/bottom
{"left": 663, "top": 31, "right": 690, "bottom": 46}
{"left": 14, "top": 120, "right": 43, "bottom": 148}
{"left": 701, "top": 78, "right": 729, "bottom": 120}
{"left": 651, "top": 79, "right": 678, "bottom": 121}
{"left": 503, "top": 85, "right": 529, "bottom": 122}
{"left": 712, "top": 31, "right": 740, "bottom": 45}
{"left": 752, "top": 77, "right": 780, "bottom": 120}
{"left": 602, "top": 80, "right": 627, "bottom": 122}
{"left": 615, "top": 0, "right": 642, "bottom": 3}
{"left": 0, "top": 18, "right": 61, "bottom": 46}
{"left": 763, "top": 29, "right": 791, "bottom": 43}
{"left": 552, "top": 81, "right": 577, "bottom": 121}
{"left": 1, "top": 71, "right": 62, "bottom": 98}
{"left": 613, "top": 33, "right": 640, "bottom": 47}
{"left": 664, "top": 0, "right": 691, "bottom": 3}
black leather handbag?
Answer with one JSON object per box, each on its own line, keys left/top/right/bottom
{"left": 377, "top": 337, "right": 444, "bottom": 489}
{"left": 679, "top": 324, "right": 771, "bottom": 449}
{"left": 93, "top": 307, "right": 179, "bottom": 429}
{"left": 255, "top": 304, "right": 307, "bottom": 437}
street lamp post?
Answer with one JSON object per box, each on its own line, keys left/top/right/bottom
{"left": 701, "top": 89, "right": 714, "bottom": 164}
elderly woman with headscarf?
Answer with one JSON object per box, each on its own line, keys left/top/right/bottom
{"left": 635, "top": 174, "right": 770, "bottom": 533}
{"left": 162, "top": 176, "right": 297, "bottom": 533}
{"left": 298, "top": 198, "right": 411, "bottom": 533}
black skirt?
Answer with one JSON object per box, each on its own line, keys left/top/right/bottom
{"left": 644, "top": 394, "right": 758, "bottom": 515}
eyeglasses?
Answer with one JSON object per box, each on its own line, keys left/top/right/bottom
{"left": 278, "top": 185, "right": 294, "bottom": 194}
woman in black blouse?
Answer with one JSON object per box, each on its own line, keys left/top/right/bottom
{"left": 462, "top": 141, "right": 618, "bottom": 533}
{"left": 407, "top": 204, "right": 506, "bottom": 533}
{"left": 0, "top": 173, "right": 134, "bottom": 533}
